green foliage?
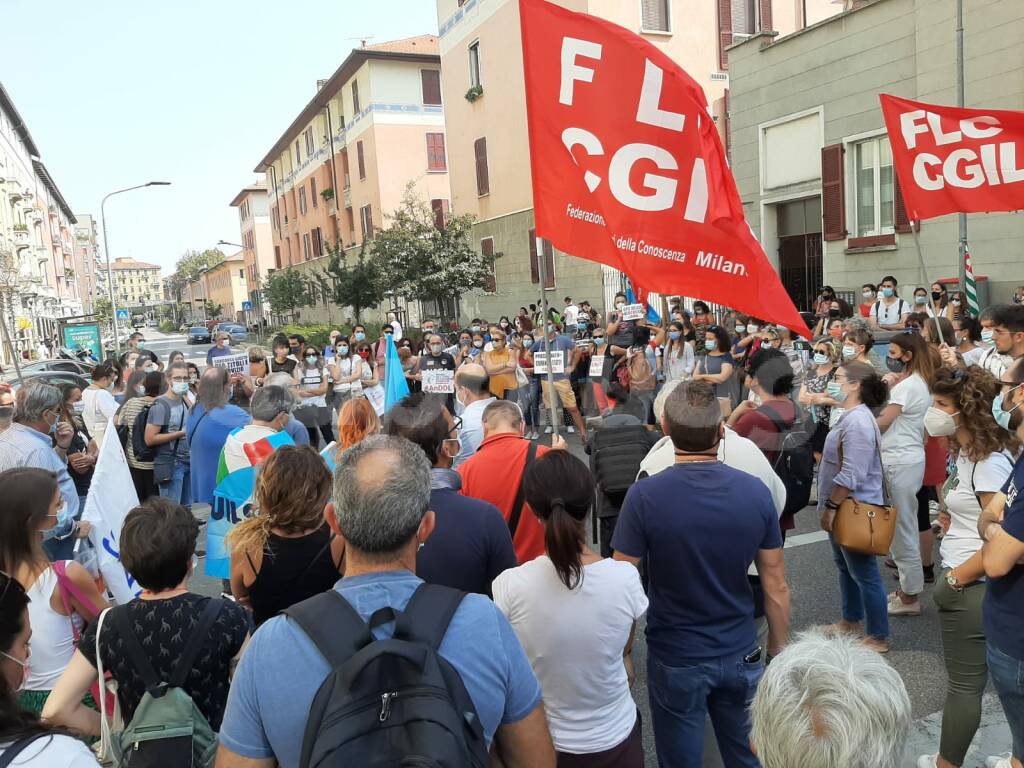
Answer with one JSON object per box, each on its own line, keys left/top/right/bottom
{"left": 273, "top": 321, "right": 385, "bottom": 349}
{"left": 263, "top": 268, "right": 310, "bottom": 319}
{"left": 203, "top": 300, "right": 223, "bottom": 318}
{"left": 158, "top": 320, "right": 177, "bottom": 333}
{"left": 167, "top": 248, "right": 225, "bottom": 303}
{"left": 321, "top": 241, "right": 386, "bottom": 322}
{"left": 93, "top": 297, "right": 112, "bottom": 325}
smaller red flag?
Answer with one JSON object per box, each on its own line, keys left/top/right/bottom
{"left": 880, "top": 94, "right": 1024, "bottom": 221}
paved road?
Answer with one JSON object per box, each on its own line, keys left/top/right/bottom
{"left": 141, "top": 330, "right": 1013, "bottom": 767}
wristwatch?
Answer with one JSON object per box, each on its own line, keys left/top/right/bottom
{"left": 946, "top": 570, "right": 964, "bottom": 592}
{"left": 825, "top": 500, "right": 840, "bottom": 511}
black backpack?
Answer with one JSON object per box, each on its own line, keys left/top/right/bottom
{"left": 131, "top": 403, "right": 156, "bottom": 462}
{"left": 590, "top": 423, "right": 652, "bottom": 498}
{"left": 284, "top": 583, "right": 489, "bottom": 768}
{"left": 760, "top": 403, "right": 815, "bottom": 518}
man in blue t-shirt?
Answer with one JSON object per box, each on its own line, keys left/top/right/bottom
{"left": 536, "top": 323, "right": 587, "bottom": 440}
{"left": 613, "top": 380, "right": 790, "bottom": 768}
{"left": 980, "top": 359, "right": 1024, "bottom": 768}
{"left": 216, "top": 435, "right": 552, "bottom": 768}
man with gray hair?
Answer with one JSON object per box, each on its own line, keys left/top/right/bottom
{"left": 0, "top": 383, "right": 14, "bottom": 432}
{"left": 613, "top": 380, "right": 790, "bottom": 767}
{"left": 186, "top": 365, "right": 250, "bottom": 505}
{"left": 0, "top": 381, "right": 88, "bottom": 557}
{"left": 217, "top": 435, "right": 555, "bottom": 768}
{"left": 751, "top": 630, "right": 911, "bottom": 768}
{"left": 219, "top": 386, "right": 295, "bottom": 475}
{"left": 263, "top": 371, "right": 310, "bottom": 446}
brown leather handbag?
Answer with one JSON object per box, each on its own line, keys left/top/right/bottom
{"left": 832, "top": 434, "right": 897, "bottom": 556}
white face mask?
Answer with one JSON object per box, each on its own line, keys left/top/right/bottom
{"left": 924, "top": 406, "right": 959, "bottom": 437}
{"left": 72, "top": 401, "right": 86, "bottom": 414}
{"left": 135, "top": 385, "right": 146, "bottom": 396}
{"left": 1, "top": 649, "right": 29, "bottom": 692}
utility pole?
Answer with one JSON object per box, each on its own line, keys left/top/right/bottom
{"left": 955, "top": 0, "right": 967, "bottom": 293}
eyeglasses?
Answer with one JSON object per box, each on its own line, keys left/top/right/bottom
{"left": 0, "top": 570, "right": 26, "bottom": 607}
{"left": 451, "top": 415, "right": 463, "bottom": 434}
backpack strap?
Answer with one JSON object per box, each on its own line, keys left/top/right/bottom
{"left": 284, "top": 590, "right": 371, "bottom": 667}
{"left": 393, "top": 583, "right": 465, "bottom": 651}
{"left": 0, "top": 734, "right": 48, "bottom": 768}
{"left": 169, "top": 599, "right": 223, "bottom": 689}
{"left": 508, "top": 441, "right": 538, "bottom": 538}
{"left": 109, "top": 605, "right": 163, "bottom": 694}
{"left": 758, "top": 403, "right": 793, "bottom": 435}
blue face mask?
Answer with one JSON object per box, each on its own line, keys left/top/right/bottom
{"left": 577, "top": 323, "right": 587, "bottom": 331}
{"left": 338, "top": 346, "right": 349, "bottom": 356}
{"left": 669, "top": 331, "right": 682, "bottom": 341}
{"left": 826, "top": 382, "right": 847, "bottom": 402}
{"left": 523, "top": 339, "right": 534, "bottom": 348}
{"left": 47, "top": 412, "right": 59, "bottom": 435}
{"left": 813, "top": 353, "right": 829, "bottom": 366}
{"left": 354, "top": 332, "right": 366, "bottom": 342}
{"left": 993, "top": 387, "right": 1022, "bottom": 431}
{"left": 882, "top": 287, "right": 895, "bottom": 298}
{"left": 705, "top": 339, "right": 717, "bottom": 351}
{"left": 981, "top": 328, "right": 995, "bottom": 346}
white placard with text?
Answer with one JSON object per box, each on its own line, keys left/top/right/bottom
{"left": 621, "top": 303, "right": 645, "bottom": 321}
{"left": 589, "top": 354, "right": 605, "bottom": 378}
{"left": 421, "top": 368, "right": 455, "bottom": 394}
{"left": 212, "top": 353, "right": 249, "bottom": 375}
{"left": 533, "top": 351, "right": 565, "bottom": 375}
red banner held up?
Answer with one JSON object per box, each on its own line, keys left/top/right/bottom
{"left": 880, "top": 94, "right": 1024, "bottom": 221}
{"left": 519, "top": 0, "right": 808, "bottom": 337}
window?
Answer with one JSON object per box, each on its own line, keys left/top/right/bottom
{"left": 481, "top": 238, "right": 496, "bottom": 293}
{"left": 352, "top": 81, "right": 361, "bottom": 114}
{"left": 853, "top": 137, "right": 894, "bottom": 237}
{"left": 304, "top": 127, "right": 315, "bottom": 156}
{"left": 312, "top": 227, "right": 323, "bottom": 257}
{"left": 299, "top": 187, "right": 307, "bottom": 215}
{"left": 303, "top": 233, "right": 312, "bottom": 261}
{"left": 732, "top": 0, "right": 758, "bottom": 37}
{"left": 468, "top": 42, "right": 481, "bottom": 88}
{"left": 528, "top": 229, "right": 556, "bottom": 288}
{"left": 356, "top": 141, "right": 366, "bottom": 180}
{"left": 641, "top": 0, "right": 671, "bottom": 32}
{"left": 311, "top": 177, "right": 318, "bottom": 208}
{"left": 474, "top": 137, "right": 489, "bottom": 196}
{"left": 294, "top": 140, "right": 301, "bottom": 165}
{"left": 426, "top": 133, "right": 447, "bottom": 172}
{"left": 238, "top": 269, "right": 244, "bottom": 280}
{"left": 360, "top": 205, "right": 374, "bottom": 239}
{"left": 421, "top": 69, "right": 442, "bottom": 105}
{"left": 430, "top": 198, "right": 450, "bottom": 230}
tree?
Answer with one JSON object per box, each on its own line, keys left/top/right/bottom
{"left": 263, "top": 268, "right": 309, "bottom": 321}
{"left": 93, "top": 297, "right": 112, "bottom": 326}
{"left": 174, "top": 248, "right": 224, "bottom": 282}
{"left": 204, "top": 300, "right": 222, "bottom": 318}
{"left": 370, "top": 184, "right": 488, "bottom": 321}
{"left": 321, "top": 241, "right": 385, "bottom": 322}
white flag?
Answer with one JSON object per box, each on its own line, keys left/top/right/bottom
{"left": 81, "top": 427, "right": 141, "bottom": 604}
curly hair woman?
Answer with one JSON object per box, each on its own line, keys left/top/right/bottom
{"left": 336, "top": 396, "right": 380, "bottom": 452}
{"left": 916, "top": 366, "right": 1021, "bottom": 768}
{"left": 228, "top": 445, "right": 343, "bottom": 627}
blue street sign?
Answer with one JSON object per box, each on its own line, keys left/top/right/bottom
{"left": 242, "top": 301, "right": 252, "bottom": 311}
{"left": 115, "top": 309, "right": 129, "bottom": 322}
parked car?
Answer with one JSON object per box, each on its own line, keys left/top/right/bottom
{"left": 145, "top": 319, "right": 158, "bottom": 328}
{"left": 2, "top": 369, "right": 89, "bottom": 392}
{"left": 19, "top": 358, "right": 94, "bottom": 376}
{"left": 187, "top": 326, "right": 212, "bottom": 344}
{"left": 220, "top": 324, "right": 248, "bottom": 343}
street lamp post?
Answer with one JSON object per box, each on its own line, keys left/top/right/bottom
{"left": 101, "top": 181, "right": 170, "bottom": 353}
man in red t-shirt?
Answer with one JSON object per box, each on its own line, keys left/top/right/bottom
{"left": 458, "top": 400, "right": 566, "bottom": 563}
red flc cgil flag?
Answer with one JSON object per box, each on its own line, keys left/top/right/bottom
{"left": 880, "top": 94, "right": 1024, "bottom": 221}
{"left": 519, "top": 0, "right": 808, "bottom": 336}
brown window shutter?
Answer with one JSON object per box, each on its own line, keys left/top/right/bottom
{"left": 718, "top": 0, "right": 733, "bottom": 70}
{"left": 421, "top": 70, "right": 442, "bottom": 105}
{"left": 542, "top": 239, "right": 555, "bottom": 289}
{"left": 357, "top": 141, "right": 366, "bottom": 179}
{"left": 528, "top": 228, "right": 540, "bottom": 284}
{"left": 431, "top": 198, "right": 449, "bottom": 230}
{"left": 311, "top": 177, "right": 318, "bottom": 208}
{"left": 821, "top": 143, "right": 847, "bottom": 242}
{"left": 759, "top": 0, "right": 772, "bottom": 31}
{"left": 481, "top": 238, "right": 496, "bottom": 293}
{"left": 427, "top": 133, "right": 447, "bottom": 171}
{"left": 474, "top": 137, "right": 489, "bottom": 196}
{"left": 894, "top": 173, "right": 912, "bottom": 233}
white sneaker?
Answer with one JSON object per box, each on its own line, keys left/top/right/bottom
{"left": 567, "top": 426, "right": 575, "bottom": 433}
{"left": 544, "top": 426, "right": 553, "bottom": 434}
{"left": 916, "top": 755, "right": 937, "bottom": 768}
{"left": 986, "top": 755, "right": 1014, "bottom": 768}
{"left": 887, "top": 591, "right": 922, "bottom": 616}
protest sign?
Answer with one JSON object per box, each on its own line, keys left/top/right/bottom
{"left": 880, "top": 94, "right": 1024, "bottom": 220}
{"left": 589, "top": 354, "right": 605, "bottom": 377}
{"left": 421, "top": 368, "right": 456, "bottom": 394}
{"left": 620, "top": 303, "right": 645, "bottom": 321}
{"left": 519, "top": 0, "right": 808, "bottom": 336}
{"left": 212, "top": 352, "right": 249, "bottom": 375}
{"left": 81, "top": 424, "right": 141, "bottom": 603}
{"left": 533, "top": 351, "right": 565, "bottom": 375}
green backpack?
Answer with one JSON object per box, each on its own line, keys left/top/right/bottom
{"left": 100, "top": 600, "right": 223, "bottom": 768}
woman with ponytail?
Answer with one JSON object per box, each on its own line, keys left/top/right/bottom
{"left": 228, "top": 446, "right": 344, "bottom": 627}
{"left": 493, "top": 451, "right": 647, "bottom": 767}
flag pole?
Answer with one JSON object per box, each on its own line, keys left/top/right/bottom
{"left": 536, "top": 236, "right": 560, "bottom": 439}
{"left": 910, "top": 221, "right": 945, "bottom": 343}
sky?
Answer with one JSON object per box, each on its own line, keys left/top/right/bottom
{"left": 0, "top": 0, "right": 439, "bottom": 275}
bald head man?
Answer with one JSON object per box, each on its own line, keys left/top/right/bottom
{"left": 453, "top": 362, "right": 495, "bottom": 467}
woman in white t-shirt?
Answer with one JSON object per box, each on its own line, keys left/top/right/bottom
{"left": 0, "top": 572, "right": 99, "bottom": 767}
{"left": 294, "top": 345, "right": 333, "bottom": 448}
{"left": 916, "top": 366, "right": 1019, "bottom": 768}
{"left": 493, "top": 451, "right": 647, "bottom": 766}
{"left": 80, "top": 361, "right": 118, "bottom": 448}
{"left": 877, "top": 333, "right": 935, "bottom": 616}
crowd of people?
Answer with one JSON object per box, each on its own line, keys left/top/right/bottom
{"left": 0, "top": 284, "right": 1024, "bottom": 768}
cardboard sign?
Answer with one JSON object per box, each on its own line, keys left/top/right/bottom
{"left": 533, "top": 351, "right": 565, "bottom": 375}
{"left": 212, "top": 352, "right": 248, "bottom": 375}
{"left": 421, "top": 368, "right": 455, "bottom": 394}
{"left": 589, "top": 354, "right": 606, "bottom": 378}
{"left": 620, "top": 303, "right": 645, "bottom": 321}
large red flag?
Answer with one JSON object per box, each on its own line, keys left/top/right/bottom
{"left": 519, "top": 0, "right": 808, "bottom": 336}
{"left": 880, "top": 94, "right": 1024, "bottom": 221}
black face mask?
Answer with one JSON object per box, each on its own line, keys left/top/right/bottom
{"left": 886, "top": 356, "right": 907, "bottom": 373}
{"left": 827, "top": 309, "right": 840, "bottom": 319}
{"left": 0, "top": 405, "right": 12, "bottom": 422}
{"left": 932, "top": 291, "right": 944, "bottom": 301}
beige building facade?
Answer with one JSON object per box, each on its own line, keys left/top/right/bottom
{"left": 230, "top": 183, "right": 275, "bottom": 325}
{"left": 73, "top": 214, "right": 102, "bottom": 314}
{"left": 436, "top": 0, "right": 841, "bottom": 318}
{"left": 729, "top": 0, "right": 1024, "bottom": 311}
{"left": 110, "top": 257, "right": 162, "bottom": 311}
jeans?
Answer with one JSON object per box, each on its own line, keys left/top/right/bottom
{"left": 647, "top": 649, "right": 763, "bottom": 768}
{"left": 988, "top": 642, "right": 1024, "bottom": 759}
{"left": 829, "top": 535, "right": 890, "bottom": 640}
{"left": 158, "top": 458, "right": 192, "bottom": 506}
{"left": 888, "top": 461, "right": 926, "bottom": 596}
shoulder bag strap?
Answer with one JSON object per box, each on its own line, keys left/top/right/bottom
{"left": 109, "top": 606, "right": 163, "bottom": 694}
{"left": 169, "top": 599, "right": 222, "bottom": 689}
{"left": 283, "top": 590, "right": 370, "bottom": 667}
{"left": 394, "top": 582, "right": 466, "bottom": 651}
{"left": 508, "top": 441, "right": 538, "bottom": 538}
{"left": 187, "top": 409, "right": 208, "bottom": 449}
{"left": 0, "top": 734, "right": 48, "bottom": 768}
{"left": 874, "top": 424, "right": 893, "bottom": 506}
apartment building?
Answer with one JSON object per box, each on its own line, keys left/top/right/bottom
{"left": 435, "top": 0, "right": 841, "bottom": 318}
{"left": 254, "top": 35, "right": 451, "bottom": 324}
{"left": 110, "top": 257, "right": 162, "bottom": 310}
{"left": 201, "top": 252, "right": 248, "bottom": 323}
{"left": 230, "top": 182, "right": 275, "bottom": 324}
{"left": 73, "top": 214, "right": 102, "bottom": 314}
{"left": 729, "top": 0, "right": 1024, "bottom": 310}
{"left": 33, "top": 160, "right": 80, "bottom": 318}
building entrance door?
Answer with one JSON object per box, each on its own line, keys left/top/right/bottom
{"left": 776, "top": 198, "right": 823, "bottom": 312}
